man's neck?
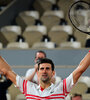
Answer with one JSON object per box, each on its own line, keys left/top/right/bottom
{"left": 39, "top": 81, "right": 51, "bottom": 90}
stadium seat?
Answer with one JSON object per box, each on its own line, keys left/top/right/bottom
{"left": 70, "top": 82, "right": 88, "bottom": 94}
{"left": 0, "top": 25, "right": 22, "bottom": 44}
{"left": 15, "top": 94, "right": 26, "bottom": 100}
{"left": 78, "top": 76, "right": 90, "bottom": 88}
{"left": 42, "top": 10, "right": 64, "bottom": 18}
{"left": 16, "top": 10, "right": 39, "bottom": 30}
{"left": 82, "top": 93, "right": 90, "bottom": 100}
{"left": 60, "top": 34, "right": 81, "bottom": 48}
{"left": 74, "top": 30, "right": 87, "bottom": 47}
{"left": 48, "top": 25, "right": 73, "bottom": 46}
{"left": 8, "top": 84, "right": 21, "bottom": 100}
{"left": 34, "top": 0, "right": 57, "bottom": 12}
{"left": 41, "top": 10, "right": 64, "bottom": 31}
{"left": 6, "top": 42, "right": 29, "bottom": 49}
{"left": 23, "top": 25, "right": 47, "bottom": 47}
{"left": 57, "top": 0, "right": 74, "bottom": 25}
{"left": 60, "top": 41, "right": 81, "bottom": 48}
{"left": 32, "top": 41, "right": 56, "bottom": 49}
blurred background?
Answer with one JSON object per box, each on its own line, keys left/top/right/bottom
{"left": 0, "top": 0, "right": 90, "bottom": 100}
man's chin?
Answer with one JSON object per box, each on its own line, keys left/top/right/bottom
{"left": 41, "top": 78, "right": 49, "bottom": 82}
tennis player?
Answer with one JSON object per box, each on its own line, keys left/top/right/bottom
{"left": 0, "top": 51, "right": 90, "bottom": 100}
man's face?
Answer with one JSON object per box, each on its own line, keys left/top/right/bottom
{"left": 35, "top": 52, "right": 46, "bottom": 63}
{"left": 72, "top": 96, "right": 82, "bottom": 100}
{"left": 37, "top": 63, "right": 55, "bottom": 83}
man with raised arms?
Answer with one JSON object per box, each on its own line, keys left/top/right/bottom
{"left": 0, "top": 51, "right": 90, "bottom": 100}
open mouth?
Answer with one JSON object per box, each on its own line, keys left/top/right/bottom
{"left": 42, "top": 74, "right": 47, "bottom": 78}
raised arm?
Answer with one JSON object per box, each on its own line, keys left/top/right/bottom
{"left": 73, "top": 51, "right": 90, "bottom": 84}
{"left": 0, "top": 56, "right": 17, "bottom": 85}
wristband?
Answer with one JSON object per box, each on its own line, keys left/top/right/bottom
{"left": 89, "top": 50, "right": 90, "bottom": 52}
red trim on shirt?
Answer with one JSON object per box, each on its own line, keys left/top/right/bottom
{"left": 63, "top": 79, "right": 65, "bottom": 94}
{"left": 26, "top": 96, "right": 65, "bottom": 99}
{"left": 64, "top": 79, "right": 68, "bottom": 93}
{"left": 25, "top": 80, "right": 27, "bottom": 94}
{"left": 26, "top": 93, "right": 65, "bottom": 99}
{"left": 23, "top": 80, "right": 27, "bottom": 94}
{"left": 40, "top": 86, "right": 44, "bottom": 91}
{"left": 63, "top": 79, "right": 69, "bottom": 94}
{"left": 23, "top": 80, "right": 25, "bottom": 94}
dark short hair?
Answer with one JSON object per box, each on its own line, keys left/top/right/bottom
{"left": 37, "top": 58, "right": 55, "bottom": 71}
{"left": 35, "top": 50, "right": 46, "bottom": 58}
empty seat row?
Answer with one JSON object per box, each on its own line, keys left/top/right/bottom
{"left": 16, "top": 9, "right": 65, "bottom": 31}
{"left": 0, "top": 24, "right": 89, "bottom": 49}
